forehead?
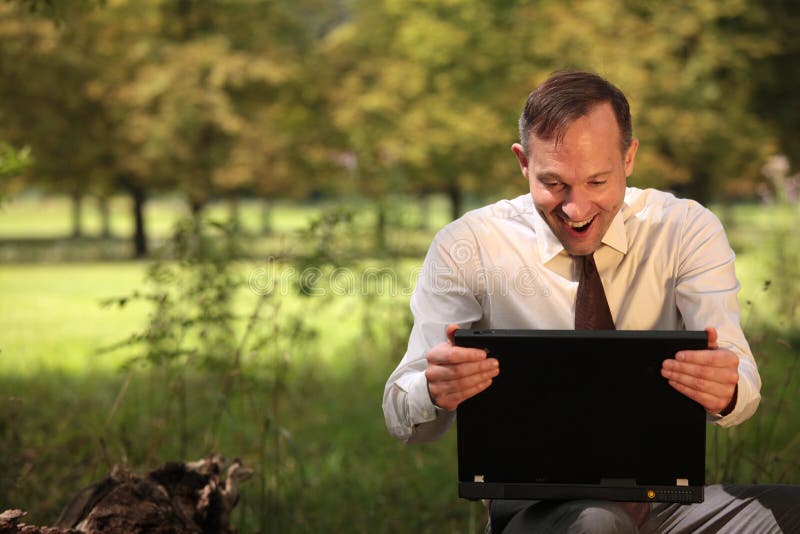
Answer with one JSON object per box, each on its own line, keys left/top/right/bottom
{"left": 528, "top": 103, "right": 622, "bottom": 166}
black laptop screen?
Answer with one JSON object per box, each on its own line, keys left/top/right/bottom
{"left": 455, "top": 330, "right": 707, "bottom": 499}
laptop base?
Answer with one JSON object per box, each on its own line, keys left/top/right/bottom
{"left": 460, "top": 482, "right": 704, "bottom": 503}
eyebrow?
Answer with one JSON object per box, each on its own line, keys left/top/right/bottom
{"left": 535, "top": 170, "right": 613, "bottom": 183}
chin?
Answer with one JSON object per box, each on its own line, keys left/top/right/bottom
{"left": 562, "top": 239, "right": 600, "bottom": 257}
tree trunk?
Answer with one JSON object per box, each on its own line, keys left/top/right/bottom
{"left": 70, "top": 191, "right": 83, "bottom": 238}
{"left": 447, "top": 184, "right": 462, "bottom": 221}
{"left": 260, "top": 198, "right": 272, "bottom": 235}
{"left": 228, "top": 194, "right": 240, "bottom": 232}
{"left": 686, "top": 170, "right": 711, "bottom": 206}
{"left": 188, "top": 195, "right": 205, "bottom": 221}
{"left": 98, "top": 196, "right": 112, "bottom": 238}
{"left": 374, "top": 199, "right": 387, "bottom": 252}
{"left": 418, "top": 192, "right": 430, "bottom": 230}
{"left": 131, "top": 186, "right": 147, "bottom": 258}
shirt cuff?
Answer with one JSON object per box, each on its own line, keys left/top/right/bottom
{"left": 709, "top": 375, "right": 758, "bottom": 427}
{"left": 406, "top": 371, "right": 444, "bottom": 424}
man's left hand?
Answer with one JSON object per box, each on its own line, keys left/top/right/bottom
{"left": 661, "top": 327, "right": 739, "bottom": 415}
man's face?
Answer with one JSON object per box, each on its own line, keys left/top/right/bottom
{"left": 512, "top": 103, "right": 638, "bottom": 257}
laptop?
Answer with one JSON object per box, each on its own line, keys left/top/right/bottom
{"left": 454, "top": 329, "right": 708, "bottom": 503}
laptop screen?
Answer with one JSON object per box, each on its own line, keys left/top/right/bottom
{"left": 455, "top": 329, "right": 707, "bottom": 503}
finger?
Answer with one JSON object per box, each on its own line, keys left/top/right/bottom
{"left": 705, "top": 327, "right": 718, "bottom": 349}
{"left": 446, "top": 323, "right": 460, "bottom": 345}
{"left": 426, "top": 358, "right": 500, "bottom": 385}
{"left": 661, "top": 367, "right": 737, "bottom": 399}
{"left": 432, "top": 378, "right": 495, "bottom": 412}
{"left": 428, "top": 370, "right": 500, "bottom": 401}
{"left": 667, "top": 380, "right": 732, "bottom": 414}
{"left": 662, "top": 359, "right": 738, "bottom": 385}
{"left": 673, "top": 349, "right": 738, "bottom": 368}
{"left": 427, "top": 344, "right": 487, "bottom": 365}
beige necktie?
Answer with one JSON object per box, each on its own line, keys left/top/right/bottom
{"left": 575, "top": 254, "right": 615, "bottom": 330}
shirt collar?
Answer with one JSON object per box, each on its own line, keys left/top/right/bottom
{"left": 533, "top": 200, "right": 629, "bottom": 264}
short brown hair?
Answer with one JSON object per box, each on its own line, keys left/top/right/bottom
{"left": 518, "top": 70, "right": 632, "bottom": 155}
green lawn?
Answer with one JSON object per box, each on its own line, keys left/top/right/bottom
{"left": 0, "top": 262, "right": 147, "bottom": 374}
{"left": 0, "top": 257, "right": 484, "bottom": 532}
{"left": 0, "top": 194, "right": 321, "bottom": 238}
{"left": 0, "top": 192, "right": 461, "bottom": 263}
{"left": 0, "top": 192, "right": 458, "bottom": 240}
{"left": 0, "top": 197, "right": 798, "bottom": 531}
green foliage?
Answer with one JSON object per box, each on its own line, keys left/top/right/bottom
{"left": 95, "top": 218, "right": 246, "bottom": 460}
{"left": 87, "top": 215, "right": 329, "bottom": 530}
{"left": 2, "top": 0, "right": 797, "bottom": 250}
{"left": 321, "top": 0, "right": 522, "bottom": 207}
{"left": 294, "top": 205, "right": 357, "bottom": 273}
{"left": 91, "top": 209, "right": 419, "bottom": 529}
{"left": 0, "top": 0, "right": 333, "bottom": 255}
{"left": 0, "top": 142, "right": 33, "bottom": 201}
{"left": 1, "top": 0, "right": 800, "bottom": 527}
{"left": 0, "top": 142, "right": 32, "bottom": 180}
{"left": 314, "top": 0, "right": 798, "bottom": 209}
{"left": 0, "top": 200, "right": 799, "bottom": 531}
{"left": 705, "top": 203, "right": 800, "bottom": 483}
{"left": 105, "top": 218, "right": 242, "bottom": 369}
{"left": 11, "top": 0, "right": 105, "bottom": 22}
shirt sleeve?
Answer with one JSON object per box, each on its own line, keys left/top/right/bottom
{"left": 674, "top": 202, "right": 762, "bottom": 427}
{"left": 382, "top": 224, "right": 485, "bottom": 443}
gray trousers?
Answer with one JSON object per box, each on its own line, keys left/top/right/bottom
{"left": 489, "top": 485, "right": 800, "bottom": 533}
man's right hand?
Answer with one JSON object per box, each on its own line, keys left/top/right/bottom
{"left": 425, "top": 324, "right": 500, "bottom": 411}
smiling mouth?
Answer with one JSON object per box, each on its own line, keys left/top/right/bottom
{"left": 564, "top": 216, "right": 594, "bottom": 234}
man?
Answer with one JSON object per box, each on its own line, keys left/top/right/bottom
{"left": 383, "top": 71, "right": 799, "bottom": 532}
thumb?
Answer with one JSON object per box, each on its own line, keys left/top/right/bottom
{"left": 446, "top": 323, "right": 460, "bottom": 345}
{"left": 705, "top": 327, "right": 718, "bottom": 349}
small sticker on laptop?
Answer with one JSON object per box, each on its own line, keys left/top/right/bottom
{"left": 676, "top": 478, "right": 689, "bottom": 487}
{"left": 474, "top": 475, "right": 484, "bottom": 483}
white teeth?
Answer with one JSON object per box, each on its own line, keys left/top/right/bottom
{"left": 566, "top": 217, "right": 593, "bottom": 229}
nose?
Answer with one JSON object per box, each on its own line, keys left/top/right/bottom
{"left": 561, "top": 187, "right": 593, "bottom": 220}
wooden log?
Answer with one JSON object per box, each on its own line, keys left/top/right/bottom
{"left": 1, "top": 455, "right": 252, "bottom": 534}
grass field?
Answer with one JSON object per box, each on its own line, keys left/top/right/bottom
{"left": 0, "top": 194, "right": 320, "bottom": 238}
{"left": 0, "top": 192, "right": 461, "bottom": 262}
{"left": 1, "top": 194, "right": 798, "bottom": 531}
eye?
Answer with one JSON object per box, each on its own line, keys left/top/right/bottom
{"left": 543, "top": 181, "right": 565, "bottom": 191}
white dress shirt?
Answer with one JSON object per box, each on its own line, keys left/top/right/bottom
{"left": 383, "top": 187, "right": 761, "bottom": 443}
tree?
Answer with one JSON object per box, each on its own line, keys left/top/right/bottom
{"left": 1, "top": 0, "right": 794, "bottom": 253}
{"left": 206, "top": 0, "right": 341, "bottom": 232}
{"left": 320, "top": 0, "right": 527, "bottom": 245}
{"left": 320, "top": 0, "right": 790, "bottom": 210}
{"left": 1, "top": 0, "right": 323, "bottom": 254}
{"left": 749, "top": 0, "right": 800, "bottom": 173}
{"left": 0, "top": 3, "right": 118, "bottom": 237}
{"left": 108, "top": 0, "right": 332, "bottom": 235}
{"left": 504, "top": 0, "right": 781, "bottom": 203}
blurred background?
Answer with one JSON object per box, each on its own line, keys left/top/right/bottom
{"left": 0, "top": 0, "right": 798, "bottom": 531}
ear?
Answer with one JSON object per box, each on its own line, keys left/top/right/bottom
{"left": 511, "top": 143, "right": 529, "bottom": 179}
{"left": 623, "top": 138, "right": 639, "bottom": 178}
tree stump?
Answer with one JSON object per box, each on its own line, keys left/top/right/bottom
{"left": 1, "top": 455, "right": 252, "bottom": 534}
